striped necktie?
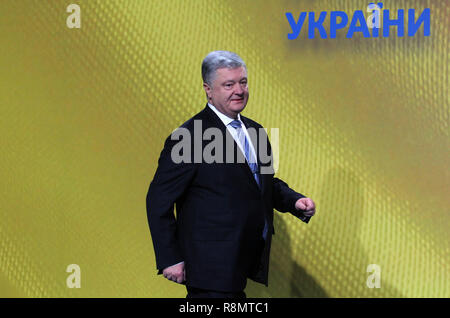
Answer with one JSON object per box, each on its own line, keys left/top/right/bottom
{"left": 229, "top": 120, "right": 268, "bottom": 240}
{"left": 229, "top": 120, "right": 260, "bottom": 188}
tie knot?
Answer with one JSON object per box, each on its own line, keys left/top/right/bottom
{"left": 229, "top": 120, "right": 242, "bottom": 129}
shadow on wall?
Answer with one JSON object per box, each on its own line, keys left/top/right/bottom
{"left": 246, "top": 211, "right": 328, "bottom": 298}
{"left": 282, "top": 215, "right": 329, "bottom": 298}
{"left": 247, "top": 166, "right": 404, "bottom": 297}
{"left": 311, "top": 166, "right": 403, "bottom": 297}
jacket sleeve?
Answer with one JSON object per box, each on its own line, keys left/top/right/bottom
{"left": 146, "top": 134, "right": 197, "bottom": 273}
{"left": 272, "top": 177, "right": 310, "bottom": 223}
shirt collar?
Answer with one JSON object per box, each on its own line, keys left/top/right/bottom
{"left": 207, "top": 103, "right": 242, "bottom": 127}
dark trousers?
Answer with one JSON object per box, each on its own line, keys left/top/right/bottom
{"left": 186, "top": 286, "right": 246, "bottom": 299}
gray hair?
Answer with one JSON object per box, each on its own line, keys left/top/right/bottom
{"left": 201, "top": 51, "right": 247, "bottom": 86}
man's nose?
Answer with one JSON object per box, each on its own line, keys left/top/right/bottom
{"left": 234, "top": 83, "right": 244, "bottom": 95}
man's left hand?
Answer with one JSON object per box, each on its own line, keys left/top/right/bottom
{"left": 295, "top": 197, "right": 316, "bottom": 217}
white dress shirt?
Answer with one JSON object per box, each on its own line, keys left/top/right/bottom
{"left": 207, "top": 103, "right": 258, "bottom": 165}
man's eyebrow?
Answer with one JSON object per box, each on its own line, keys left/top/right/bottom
{"left": 222, "top": 78, "right": 247, "bottom": 84}
{"left": 221, "top": 80, "right": 236, "bottom": 85}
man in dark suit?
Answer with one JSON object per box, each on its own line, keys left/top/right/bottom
{"left": 146, "top": 51, "right": 316, "bottom": 298}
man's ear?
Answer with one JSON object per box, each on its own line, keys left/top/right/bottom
{"left": 203, "top": 83, "right": 211, "bottom": 100}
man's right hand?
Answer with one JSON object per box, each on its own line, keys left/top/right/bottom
{"left": 162, "top": 261, "right": 186, "bottom": 284}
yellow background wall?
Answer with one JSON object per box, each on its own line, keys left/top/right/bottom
{"left": 0, "top": 0, "right": 448, "bottom": 297}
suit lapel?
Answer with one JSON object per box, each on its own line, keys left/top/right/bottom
{"left": 202, "top": 105, "right": 263, "bottom": 194}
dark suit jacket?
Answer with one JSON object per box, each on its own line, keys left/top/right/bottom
{"left": 146, "top": 104, "right": 309, "bottom": 292}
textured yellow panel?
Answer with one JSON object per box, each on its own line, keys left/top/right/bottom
{"left": 0, "top": 0, "right": 448, "bottom": 297}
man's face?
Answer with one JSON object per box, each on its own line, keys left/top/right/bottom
{"left": 203, "top": 66, "right": 249, "bottom": 119}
